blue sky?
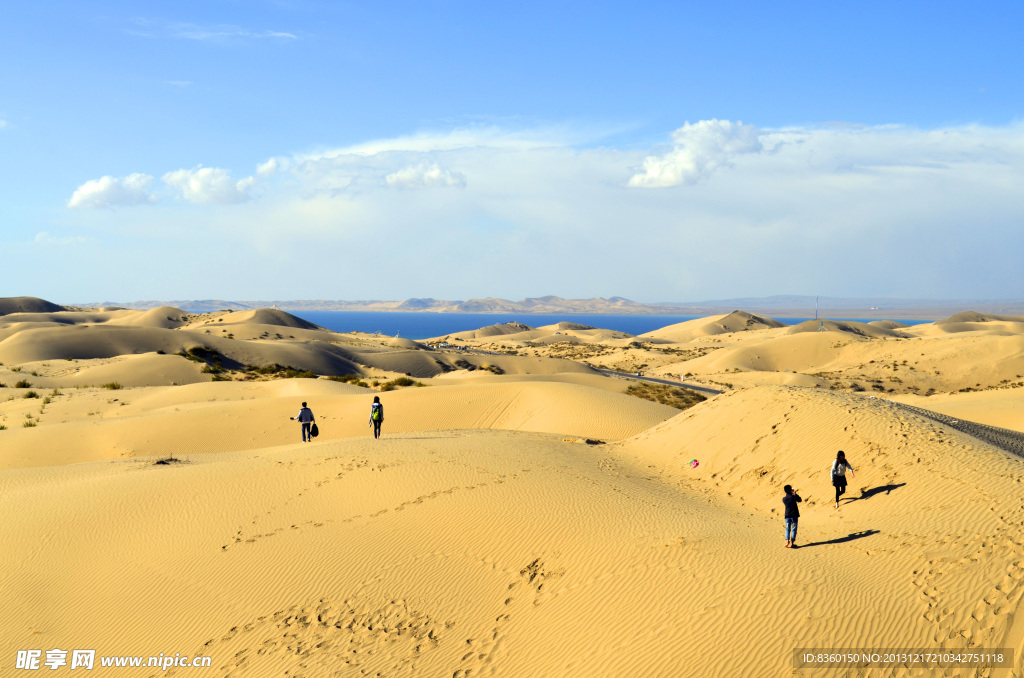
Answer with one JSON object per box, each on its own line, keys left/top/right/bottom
{"left": 2, "top": 1, "right": 1022, "bottom": 304}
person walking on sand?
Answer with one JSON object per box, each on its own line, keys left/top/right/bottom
{"left": 831, "top": 450, "right": 856, "bottom": 508}
{"left": 783, "top": 484, "right": 802, "bottom": 548}
{"left": 369, "top": 395, "right": 384, "bottom": 440}
{"left": 290, "top": 401, "right": 315, "bottom": 443}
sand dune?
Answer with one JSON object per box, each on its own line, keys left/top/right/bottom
{"left": 641, "top": 310, "right": 784, "bottom": 343}
{"left": 892, "top": 389, "right": 1024, "bottom": 432}
{"left": 0, "top": 306, "right": 601, "bottom": 385}
{"left": 445, "top": 322, "right": 535, "bottom": 340}
{"left": 4, "top": 384, "right": 1022, "bottom": 676}
{"left": 0, "top": 296, "right": 66, "bottom": 315}
{"left": 0, "top": 379, "right": 675, "bottom": 470}
{"left": 3, "top": 300, "right": 1024, "bottom": 676}
{"left": 786, "top": 317, "right": 908, "bottom": 338}
{"left": 621, "top": 385, "right": 1024, "bottom": 674}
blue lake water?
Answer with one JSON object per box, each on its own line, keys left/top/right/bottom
{"left": 291, "top": 311, "right": 930, "bottom": 341}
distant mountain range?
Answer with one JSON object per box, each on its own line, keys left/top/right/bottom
{"left": 76, "top": 295, "right": 1024, "bottom": 319}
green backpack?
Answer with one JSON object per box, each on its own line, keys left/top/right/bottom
{"left": 371, "top": 403, "right": 382, "bottom": 421}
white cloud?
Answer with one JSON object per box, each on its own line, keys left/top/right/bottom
{"left": 128, "top": 18, "right": 297, "bottom": 42}
{"left": 67, "top": 173, "right": 156, "bottom": 208}
{"left": 34, "top": 232, "right": 89, "bottom": 245}
{"left": 628, "top": 119, "right": 762, "bottom": 187}
{"left": 174, "top": 26, "right": 297, "bottom": 41}
{"left": 162, "top": 166, "right": 255, "bottom": 205}
{"left": 165, "top": 80, "right": 192, "bottom": 87}
{"left": 299, "top": 126, "right": 565, "bottom": 162}
{"left": 385, "top": 164, "right": 466, "bottom": 189}
{"left": 0, "top": 119, "right": 8, "bottom": 130}
{"left": 256, "top": 157, "right": 281, "bottom": 177}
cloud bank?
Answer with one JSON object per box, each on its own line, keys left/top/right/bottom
{"left": 61, "top": 120, "right": 1024, "bottom": 300}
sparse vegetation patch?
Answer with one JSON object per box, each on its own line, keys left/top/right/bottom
{"left": 326, "top": 373, "right": 370, "bottom": 388}
{"left": 625, "top": 383, "right": 707, "bottom": 410}
{"left": 244, "top": 363, "right": 317, "bottom": 379}
{"left": 379, "top": 376, "right": 426, "bottom": 391}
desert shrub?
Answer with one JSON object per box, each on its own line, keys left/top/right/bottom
{"left": 0, "top": 425, "right": 6, "bottom": 431}
{"left": 454, "top": 359, "right": 476, "bottom": 371}
{"left": 326, "top": 373, "right": 365, "bottom": 383}
{"left": 625, "top": 383, "right": 706, "bottom": 410}
{"left": 15, "top": 380, "right": 31, "bottom": 388}
{"left": 326, "top": 374, "right": 369, "bottom": 387}
{"left": 201, "top": 364, "right": 223, "bottom": 374}
{"left": 103, "top": 382, "right": 122, "bottom": 390}
{"left": 11, "top": 366, "right": 21, "bottom": 372}
{"left": 849, "top": 382, "right": 865, "bottom": 392}
{"left": 379, "top": 376, "right": 425, "bottom": 392}
{"left": 180, "top": 346, "right": 222, "bottom": 364}
{"left": 247, "top": 363, "right": 316, "bottom": 379}
{"left": 480, "top": 364, "right": 504, "bottom": 375}
{"left": 42, "top": 396, "right": 51, "bottom": 405}
{"left": 23, "top": 420, "right": 37, "bottom": 428}
{"left": 23, "top": 391, "right": 39, "bottom": 399}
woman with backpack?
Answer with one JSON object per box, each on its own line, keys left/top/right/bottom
{"left": 369, "top": 396, "right": 384, "bottom": 439}
{"left": 831, "top": 450, "right": 855, "bottom": 508}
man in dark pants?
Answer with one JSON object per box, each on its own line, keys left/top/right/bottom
{"left": 290, "top": 401, "right": 315, "bottom": 443}
{"left": 783, "top": 484, "right": 802, "bottom": 548}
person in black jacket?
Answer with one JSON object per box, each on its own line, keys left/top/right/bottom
{"left": 783, "top": 484, "right": 802, "bottom": 548}
{"left": 290, "top": 401, "right": 315, "bottom": 443}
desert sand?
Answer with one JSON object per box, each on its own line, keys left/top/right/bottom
{"left": 2, "top": 299, "right": 1023, "bottom": 676}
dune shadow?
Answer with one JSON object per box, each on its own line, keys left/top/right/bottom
{"left": 845, "top": 483, "right": 906, "bottom": 504}
{"left": 798, "top": 529, "right": 879, "bottom": 549}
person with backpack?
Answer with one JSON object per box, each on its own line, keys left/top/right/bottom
{"left": 290, "top": 401, "right": 315, "bottom": 443}
{"left": 783, "top": 484, "right": 802, "bottom": 548}
{"left": 369, "top": 396, "right": 384, "bottom": 439}
{"left": 831, "top": 450, "right": 856, "bottom": 508}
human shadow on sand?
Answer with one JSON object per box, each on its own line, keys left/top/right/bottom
{"left": 798, "top": 530, "right": 880, "bottom": 549}
{"left": 843, "top": 483, "right": 906, "bottom": 504}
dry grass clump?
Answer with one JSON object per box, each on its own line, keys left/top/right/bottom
{"left": 379, "top": 376, "right": 426, "bottom": 392}
{"left": 326, "top": 373, "right": 369, "bottom": 388}
{"left": 243, "top": 364, "right": 316, "bottom": 380}
{"left": 544, "top": 342, "right": 615, "bottom": 360}
{"left": 625, "top": 382, "right": 707, "bottom": 410}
